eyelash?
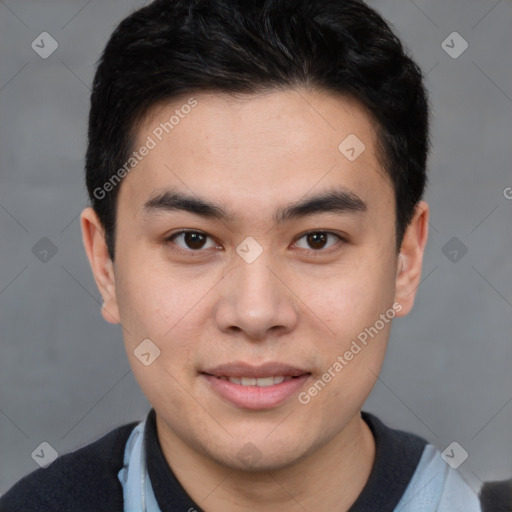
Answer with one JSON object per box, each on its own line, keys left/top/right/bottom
{"left": 164, "top": 230, "right": 347, "bottom": 256}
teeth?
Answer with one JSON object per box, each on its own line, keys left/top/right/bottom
{"left": 225, "top": 376, "right": 292, "bottom": 386}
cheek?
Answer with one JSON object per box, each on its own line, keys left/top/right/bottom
{"left": 115, "top": 266, "right": 203, "bottom": 406}
{"left": 293, "top": 254, "right": 395, "bottom": 390}
{"left": 116, "top": 259, "right": 191, "bottom": 332}
{"left": 115, "top": 260, "right": 216, "bottom": 370}
{"left": 297, "top": 259, "right": 395, "bottom": 331}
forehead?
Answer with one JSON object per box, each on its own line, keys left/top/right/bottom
{"left": 120, "top": 89, "right": 393, "bottom": 221}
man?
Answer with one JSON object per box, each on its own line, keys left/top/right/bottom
{"left": 0, "top": 0, "right": 482, "bottom": 510}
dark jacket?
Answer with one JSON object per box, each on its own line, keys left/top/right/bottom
{"left": 0, "top": 421, "right": 137, "bottom": 512}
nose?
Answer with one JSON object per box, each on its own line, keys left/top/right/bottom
{"left": 214, "top": 252, "right": 299, "bottom": 341}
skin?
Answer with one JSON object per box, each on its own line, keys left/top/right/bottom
{"left": 81, "top": 88, "right": 429, "bottom": 511}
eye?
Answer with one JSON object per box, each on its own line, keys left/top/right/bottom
{"left": 166, "top": 230, "right": 219, "bottom": 252}
{"left": 165, "top": 229, "right": 345, "bottom": 256}
{"left": 294, "top": 231, "right": 344, "bottom": 252}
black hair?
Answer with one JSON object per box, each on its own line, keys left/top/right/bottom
{"left": 86, "top": 0, "right": 430, "bottom": 259}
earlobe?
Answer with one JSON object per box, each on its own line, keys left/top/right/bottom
{"left": 394, "top": 201, "right": 429, "bottom": 317}
{"left": 80, "top": 207, "right": 121, "bottom": 324}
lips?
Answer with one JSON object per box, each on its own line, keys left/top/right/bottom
{"left": 201, "top": 362, "right": 311, "bottom": 409}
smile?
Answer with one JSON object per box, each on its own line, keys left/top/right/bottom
{"left": 214, "top": 376, "right": 295, "bottom": 386}
{"left": 202, "top": 369, "right": 311, "bottom": 409}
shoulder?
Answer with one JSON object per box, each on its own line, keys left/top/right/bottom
{"left": 396, "top": 443, "right": 481, "bottom": 511}
{"left": 0, "top": 421, "right": 139, "bottom": 512}
{"left": 359, "top": 412, "right": 481, "bottom": 511}
{"left": 352, "top": 412, "right": 428, "bottom": 510}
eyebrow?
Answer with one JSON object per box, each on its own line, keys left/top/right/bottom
{"left": 143, "top": 187, "right": 367, "bottom": 224}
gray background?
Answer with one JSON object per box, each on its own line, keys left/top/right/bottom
{"left": 1, "top": 0, "right": 511, "bottom": 496}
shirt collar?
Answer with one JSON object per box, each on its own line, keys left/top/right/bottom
{"left": 143, "top": 408, "right": 426, "bottom": 511}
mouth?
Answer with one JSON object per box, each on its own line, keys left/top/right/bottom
{"left": 200, "top": 362, "right": 312, "bottom": 409}
{"left": 210, "top": 375, "right": 302, "bottom": 387}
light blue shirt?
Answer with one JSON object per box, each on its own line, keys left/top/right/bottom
{"left": 118, "top": 420, "right": 161, "bottom": 512}
{"left": 118, "top": 419, "right": 481, "bottom": 511}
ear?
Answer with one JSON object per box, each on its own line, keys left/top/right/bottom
{"left": 394, "top": 200, "right": 429, "bottom": 317}
{"left": 80, "top": 207, "right": 120, "bottom": 324}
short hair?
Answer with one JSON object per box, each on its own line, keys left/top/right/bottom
{"left": 86, "top": 0, "right": 430, "bottom": 260}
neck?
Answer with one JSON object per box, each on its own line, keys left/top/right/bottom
{"left": 156, "top": 413, "right": 376, "bottom": 512}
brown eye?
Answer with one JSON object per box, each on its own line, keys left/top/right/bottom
{"left": 183, "top": 232, "right": 206, "bottom": 250}
{"left": 307, "top": 232, "right": 328, "bottom": 249}
{"left": 168, "top": 231, "right": 217, "bottom": 251}
{"left": 294, "top": 231, "right": 342, "bottom": 251}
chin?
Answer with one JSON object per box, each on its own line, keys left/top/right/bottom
{"left": 204, "top": 436, "right": 314, "bottom": 473}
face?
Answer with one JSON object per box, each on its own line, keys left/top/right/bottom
{"left": 82, "top": 88, "right": 428, "bottom": 471}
